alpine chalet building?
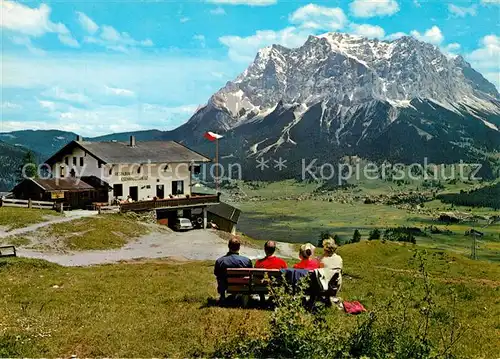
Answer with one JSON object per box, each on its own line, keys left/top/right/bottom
{"left": 13, "top": 135, "right": 219, "bottom": 224}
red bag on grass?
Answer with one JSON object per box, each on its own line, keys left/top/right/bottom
{"left": 343, "top": 301, "right": 366, "bottom": 314}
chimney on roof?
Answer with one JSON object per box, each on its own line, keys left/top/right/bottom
{"left": 76, "top": 135, "right": 83, "bottom": 142}
{"left": 129, "top": 135, "right": 136, "bottom": 147}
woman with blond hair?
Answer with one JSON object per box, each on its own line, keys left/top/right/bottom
{"left": 320, "top": 238, "right": 343, "bottom": 270}
{"left": 315, "top": 238, "right": 343, "bottom": 304}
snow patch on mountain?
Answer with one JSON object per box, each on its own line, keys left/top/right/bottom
{"left": 205, "top": 32, "right": 499, "bottom": 136}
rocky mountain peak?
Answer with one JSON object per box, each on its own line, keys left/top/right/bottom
{"left": 205, "top": 31, "right": 499, "bottom": 130}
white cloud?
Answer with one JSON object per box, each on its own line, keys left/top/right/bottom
{"left": 410, "top": 26, "right": 444, "bottom": 45}
{"left": 2, "top": 47, "right": 238, "bottom": 135}
{"left": 41, "top": 87, "right": 91, "bottom": 104}
{"left": 38, "top": 99, "right": 57, "bottom": 111}
{"left": 76, "top": 11, "right": 99, "bottom": 34}
{"left": 105, "top": 86, "right": 136, "bottom": 97}
{"left": 481, "top": 0, "right": 500, "bottom": 4}
{"left": 206, "top": 0, "right": 276, "bottom": 6}
{"left": 289, "top": 4, "right": 347, "bottom": 31}
{"left": 210, "top": 7, "right": 227, "bottom": 15}
{"left": 2, "top": 53, "right": 234, "bottom": 105}
{"left": 211, "top": 71, "right": 225, "bottom": 78}
{"left": 193, "top": 34, "right": 206, "bottom": 48}
{"left": 84, "top": 24, "right": 154, "bottom": 53}
{"left": 58, "top": 34, "right": 80, "bottom": 48}
{"left": 1, "top": 103, "right": 200, "bottom": 136}
{"left": 385, "top": 32, "right": 407, "bottom": 41}
{"left": 1, "top": 102, "right": 23, "bottom": 110}
{"left": 448, "top": 4, "right": 477, "bottom": 17}
{"left": 1, "top": 1, "right": 58, "bottom": 36}
{"left": 467, "top": 35, "right": 500, "bottom": 89}
{"left": 349, "top": 23, "right": 385, "bottom": 39}
{"left": 10, "top": 35, "right": 45, "bottom": 55}
{"left": 1, "top": 1, "right": 78, "bottom": 48}
{"left": 349, "top": 0, "right": 400, "bottom": 18}
{"left": 442, "top": 42, "right": 461, "bottom": 57}
{"left": 220, "top": 27, "right": 311, "bottom": 62}
{"left": 180, "top": 17, "right": 190, "bottom": 23}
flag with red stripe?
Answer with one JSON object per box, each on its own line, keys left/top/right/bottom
{"left": 204, "top": 131, "right": 223, "bottom": 141}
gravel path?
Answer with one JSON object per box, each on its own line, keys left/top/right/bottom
{"left": 0, "top": 210, "right": 98, "bottom": 239}
{"left": 14, "top": 229, "right": 297, "bottom": 267}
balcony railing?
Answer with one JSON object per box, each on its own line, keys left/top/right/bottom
{"left": 120, "top": 193, "right": 220, "bottom": 212}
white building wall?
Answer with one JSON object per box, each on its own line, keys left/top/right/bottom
{"left": 52, "top": 146, "right": 193, "bottom": 202}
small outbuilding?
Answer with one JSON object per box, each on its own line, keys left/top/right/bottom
{"left": 11, "top": 177, "right": 110, "bottom": 209}
{"left": 207, "top": 202, "right": 241, "bottom": 234}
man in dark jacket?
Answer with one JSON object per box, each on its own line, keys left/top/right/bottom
{"left": 214, "top": 237, "right": 252, "bottom": 301}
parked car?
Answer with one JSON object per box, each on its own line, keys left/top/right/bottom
{"left": 173, "top": 218, "right": 194, "bottom": 231}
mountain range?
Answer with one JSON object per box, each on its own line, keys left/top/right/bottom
{"left": 1, "top": 32, "right": 499, "bottom": 186}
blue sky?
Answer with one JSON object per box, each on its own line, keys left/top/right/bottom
{"left": 1, "top": 0, "right": 499, "bottom": 136}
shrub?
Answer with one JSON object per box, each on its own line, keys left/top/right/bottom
{"left": 352, "top": 229, "right": 361, "bottom": 243}
{"left": 383, "top": 227, "right": 426, "bottom": 244}
{"left": 368, "top": 228, "right": 381, "bottom": 240}
{"left": 334, "top": 234, "right": 351, "bottom": 246}
{"left": 213, "top": 251, "right": 465, "bottom": 359}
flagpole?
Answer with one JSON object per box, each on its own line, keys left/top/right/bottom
{"left": 215, "top": 138, "right": 219, "bottom": 192}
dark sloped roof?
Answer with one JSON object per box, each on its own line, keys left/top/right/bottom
{"left": 80, "top": 176, "right": 112, "bottom": 190}
{"left": 45, "top": 140, "right": 211, "bottom": 165}
{"left": 31, "top": 178, "right": 95, "bottom": 191}
{"left": 207, "top": 202, "right": 241, "bottom": 223}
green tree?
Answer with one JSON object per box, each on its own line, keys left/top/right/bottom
{"left": 352, "top": 229, "right": 361, "bottom": 243}
{"left": 17, "top": 150, "right": 38, "bottom": 182}
{"left": 368, "top": 228, "right": 381, "bottom": 240}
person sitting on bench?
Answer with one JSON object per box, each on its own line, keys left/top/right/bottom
{"left": 313, "top": 238, "right": 343, "bottom": 306}
{"left": 255, "top": 241, "right": 288, "bottom": 269}
{"left": 214, "top": 237, "right": 252, "bottom": 301}
{"left": 293, "top": 243, "right": 320, "bottom": 270}
{"left": 319, "top": 238, "right": 343, "bottom": 271}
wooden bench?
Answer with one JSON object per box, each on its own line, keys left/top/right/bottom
{"left": 0, "top": 246, "right": 16, "bottom": 258}
{"left": 227, "top": 268, "right": 283, "bottom": 294}
{"left": 226, "top": 268, "right": 341, "bottom": 306}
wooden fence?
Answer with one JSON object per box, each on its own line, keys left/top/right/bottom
{"left": 0, "top": 198, "right": 54, "bottom": 210}
{"left": 98, "top": 205, "right": 120, "bottom": 214}
{"left": 120, "top": 194, "right": 220, "bottom": 212}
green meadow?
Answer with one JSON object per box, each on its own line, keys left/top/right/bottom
{"left": 1, "top": 242, "right": 499, "bottom": 358}
{"left": 234, "top": 180, "right": 500, "bottom": 262}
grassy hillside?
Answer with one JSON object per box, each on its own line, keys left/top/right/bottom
{"left": 0, "top": 207, "right": 61, "bottom": 232}
{"left": 0, "top": 242, "right": 499, "bottom": 357}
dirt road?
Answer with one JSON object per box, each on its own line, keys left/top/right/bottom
{"left": 14, "top": 228, "right": 297, "bottom": 267}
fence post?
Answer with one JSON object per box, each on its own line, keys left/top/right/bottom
{"left": 28, "top": 198, "right": 32, "bottom": 209}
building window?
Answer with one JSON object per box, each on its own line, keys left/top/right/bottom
{"left": 65, "top": 157, "right": 69, "bottom": 165}
{"left": 109, "top": 167, "right": 113, "bottom": 175}
{"left": 164, "top": 164, "right": 169, "bottom": 172}
{"left": 80, "top": 157, "right": 84, "bottom": 166}
{"left": 113, "top": 184, "right": 123, "bottom": 197}
{"left": 60, "top": 166, "right": 65, "bottom": 177}
{"left": 70, "top": 169, "right": 76, "bottom": 177}
{"left": 98, "top": 161, "right": 102, "bottom": 169}
{"left": 172, "top": 180, "right": 184, "bottom": 195}
{"left": 73, "top": 157, "right": 77, "bottom": 165}
{"left": 137, "top": 166, "right": 141, "bottom": 174}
